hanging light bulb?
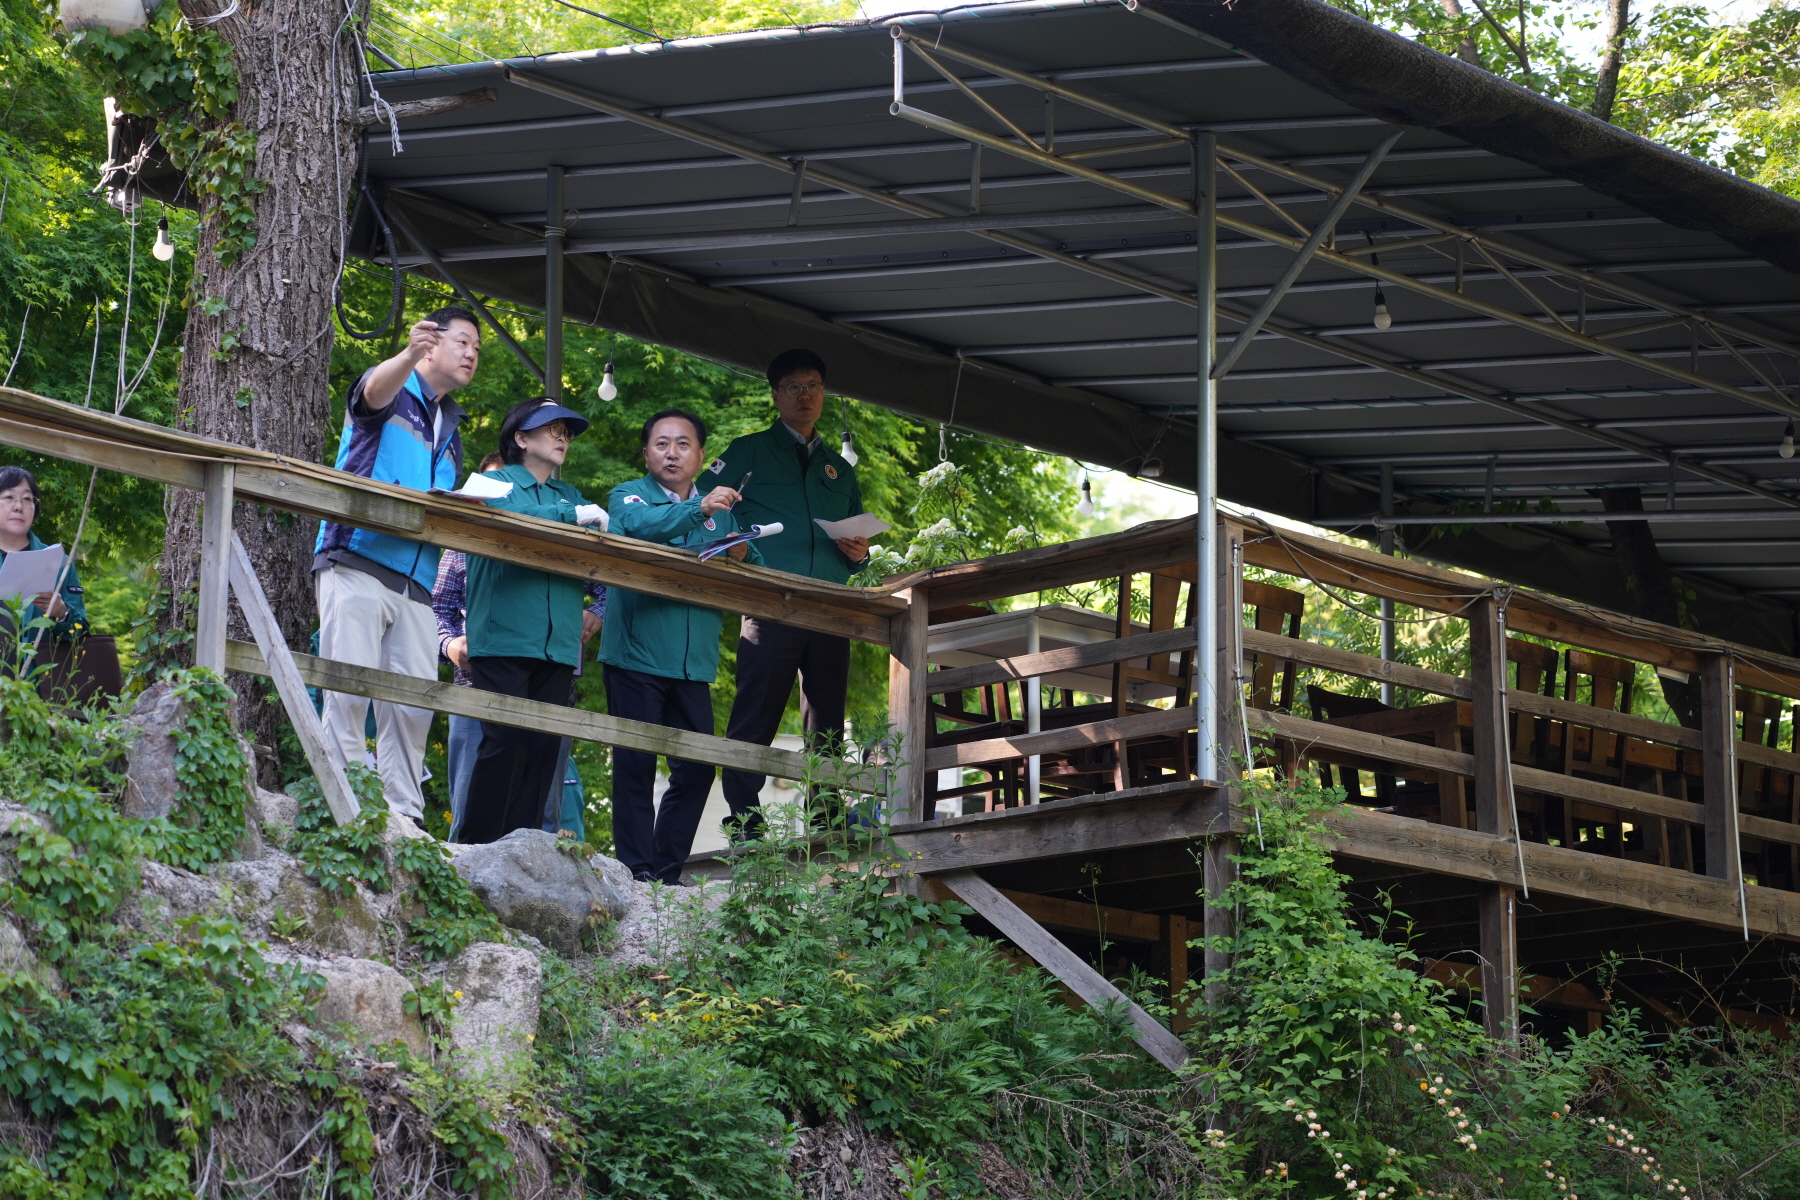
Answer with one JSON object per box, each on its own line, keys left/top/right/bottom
{"left": 839, "top": 428, "right": 858, "bottom": 467}
{"left": 1076, "top": 475, "right": 1095, "bottom": 517}
{"left": 1782, "top": 418, "right": 1795, "bottom": 459}
{"left": 1371, "top": 289, "right": 1392, "bottom": 330}
{"left": 1140, "top": 457, "right": 1163, "bottom": 479}
{"left": 151, "top": 217, "right": 175, "bottom": 262}
{"left": 597, "top": 359, "right": 618, "bottom": 402}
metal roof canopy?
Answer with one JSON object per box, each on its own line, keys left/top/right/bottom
{"left": 356, "top": 0, "right": 1800, "bottom": 655}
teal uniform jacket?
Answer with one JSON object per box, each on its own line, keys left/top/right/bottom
{"left": 706, "top": 420, "right": 866, "bottom": 584}
{"left": 0, "top": 532, "right": 87, "bottom": 641}
{"left": 464, "top": 463, "right": 593, "bottom": 668}
{"left": 599, "top": 473, "right": 763, "bottom": 683}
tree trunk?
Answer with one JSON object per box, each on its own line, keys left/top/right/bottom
{"left": 160, "top": 0, "right": 367, "bottom": 783}
{"left": 1596, "top": 487, "right": 1701, "bottom": 728}
{"left": 1438, "top": 0, "right": 1483, "bottom": 68}
{"left": 1591, "top": 0, "right": 1630, "bottom": 122}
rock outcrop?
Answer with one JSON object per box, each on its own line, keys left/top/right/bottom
{"left": 285, "top": 952, "right": 426, "bottom": 1055}
{"left": 119, "top": 682, "right": 260, "bottom": 858}
{"left": 442, "top": 941, "right": 541, "bottom": 1082}
{"left": 453, "top": 829, "right": 630, "bottom": 953}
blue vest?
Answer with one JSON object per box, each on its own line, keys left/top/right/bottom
{"left": 314, "top": 370, "right": 464, "bottom": 595}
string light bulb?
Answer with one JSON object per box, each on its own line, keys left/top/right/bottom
{"left": 151, "top": 217, "right": 175, "bottom": 262}
{"left": 839, "top": 428, "right": 858, "bottom": 467}
{"left": 1140, "top": 457, "right": 1163, "bottom": 479}
{"left": 1076, "top": 475, "right": 1095, "bottom": 517}
{"left": 597, "top": 359, "right": 618, "bottom": 402}
{"left": 1782, "top": 418, "right": 1795, "bottom": 459}
{"left": 1372, "top": 289, "right": 1392, "bottom": 330}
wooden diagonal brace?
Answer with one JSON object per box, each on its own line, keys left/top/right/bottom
{"left": 935, "top": 867, "right": 1191, "bottom": 1074}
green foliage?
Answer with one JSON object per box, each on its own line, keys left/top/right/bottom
{"left": 139, "top": 669, "right": 253, "bottom": 871}
{"left": 290, "top": 763, "right": 502, "bottom": 959}
{"left": 67, "top": 6, "right": 264, "bottom": 264}
{"left": 393, "top": 833, "right": 505, "bottom": 961}
{"left": 290, "top": 763, "right": 393, "bottom": 896}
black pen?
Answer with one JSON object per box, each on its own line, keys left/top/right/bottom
{"left": 731, "top": 472, "right": 752, "bottom": 508}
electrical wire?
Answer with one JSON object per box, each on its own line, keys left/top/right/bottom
{"left": 549, "top": 0, "right": 662, "bottom": 42}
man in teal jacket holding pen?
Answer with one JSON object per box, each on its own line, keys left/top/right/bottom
{"left": 709, "top": 349, "right": 869, "bottom": 837}
{"left": 601, "top": 408, "right": 762, "bottom": 884}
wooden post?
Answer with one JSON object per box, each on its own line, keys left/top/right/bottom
{"left": 1478, "top": 884, "right": 1519, "bottom": 1044}
{"left": 228, "top": 534, "right": 360, "bottom": 827}
{"left": 1164, "top": 913, "right": 1192, "bottom": 1034}
{"left": 938, "top": 868, "right": 1189, "bottom": 1073}
{"left": 1204, "top": 518, "right": 1242, "bottom": 1007}
{"left": 1699, "top": 653, "right": 1745, "bottom": 906}
{"left": 194, "top": 462, "right": 234, "bottom": 675}
{"left": 888, "top": 587, "right": 931, "bottom": 823}
{"left": 1468, "top": 596, "right": 1520, "bottom": 1042}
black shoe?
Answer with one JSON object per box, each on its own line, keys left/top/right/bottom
{"left": 633, "top": 870, "right": 657, "bottom": 883}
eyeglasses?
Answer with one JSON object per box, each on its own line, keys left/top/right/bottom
{"left": 775, "top": 381, "right": 826, "bottom": 398}
{"left": 0, "top": 494, "right": 35, "bottom": 512}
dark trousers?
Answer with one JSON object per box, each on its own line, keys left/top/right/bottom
{"left": 722, "top": 618, "right": 850, "bottom": 836}
{"left": 461, "top": 656, "right": 575, "bottom": 845}
{"left": 606, "top": 664, "right": 715, "bottom": 883}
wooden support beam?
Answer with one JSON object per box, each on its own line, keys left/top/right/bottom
{"left": 228, "top": 536, "right": 360, "bottom": 827}
{"left": 924, "top": 705, "right": 1195, "bottom": 772}
{"left": 224, "top": 639, "right": 869, "bottom": 790}
{"left": 913, "top": 876, "right": 1164, "bottom": 942}
{"left": 889, "top": 589, "right": 931, "bottom": 823}
{"left": 1479, "top": 884, "right": 1520, "bottom": 1045}
{"left": 892, "top": 779, "right": 1226, "bottom": 872}
{"left": 1699, "top": 654, "right": 1747, "bottom": 934}
{"left": 896, "top": 784, "right": 1800, "bottom": 939}
{"left": 1468, "top": 595, "right": 1511, "bottom": 839}
{"left": 886, "top": 516, "right": 1198, "bottom": 609}
{"left": 935, "top": 868, "right": 1190, "bottom": 1074}
{"left": 1165, "top": 914, "right": 1193, "bottom": 1034}
{"left": 194, "top": 463, "right": 234, "bottom": 676}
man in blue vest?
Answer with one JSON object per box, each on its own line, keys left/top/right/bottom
{"left": 710, "top": 349, "right": 870, "bottom": 837}
{"left": 314, "top": 306, "right": 476, "bottom": 822}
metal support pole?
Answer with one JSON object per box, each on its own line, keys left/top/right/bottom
{"left": 967, "top": 144, "right": 981, "bottom": 215}
{"left": 1667, "top": 454, "right": 1679, "bottom": 510}
{"left": 195, "top": 462, "right": 234, "bottom": 675}
{"left": 544, "top": 164, "right": 566, "bottom": 400}
{"left": 1483, "top": 455, "right": 1497, "bottom": 513}
{"left": 383, "top": 206, "right": 546, "bottom": 386}
{"left": 1026, "top": 616, "right": 1041, "bottom": 803}
{"left": 1379, "top": 463, "right": 1395, "bottom": 706}
{"left": 1194, "top": 133, "right": 1220, "bottom": 779}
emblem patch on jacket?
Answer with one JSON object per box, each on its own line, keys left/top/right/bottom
{"left": 624, "top": 495, "right": 646, "bottom": 504}
{"left": 824, "top": 464, "right": 838, "bottom": 479}
{"left": 708, "top": 458, "right": 726, "bottom": 474}
{"left": 704, "top": 517, "right": 717, "bottom": 530}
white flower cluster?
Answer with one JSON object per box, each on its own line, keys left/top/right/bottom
{"left": 1588, "top": 1118, "right": 1686, "bottom": 1194}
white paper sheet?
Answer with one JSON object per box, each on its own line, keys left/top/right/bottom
{"left": 0, "top": 543, "right": 67, "bottom": 605}
{"left": 429, "top": 472, "right": 514, "bottom": 501}
{"left": 814, "top": 513, "right": 889, "bottom": 540}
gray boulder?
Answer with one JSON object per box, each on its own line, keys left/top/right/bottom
{"left": 287, "top": 953, "right": 425, "bottom": 1055}
{"left": 213, "top": 853, "right": 389, "bottom": 958}
{"left": 0, "top": 800, "right": 49, "bottom": 887}
{"left": 453, "top": 829, "right": 629, "bottom": 953}
{"left": 443, "top": 941, "right": 541, "bottom": 1081}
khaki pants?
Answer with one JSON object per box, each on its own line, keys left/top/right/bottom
{"left": 316, "top": 564, "right": 435, "bottom": 821}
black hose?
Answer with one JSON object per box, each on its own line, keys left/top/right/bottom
{"left": 334, "top": 135, "right": 405, "bottom": 341}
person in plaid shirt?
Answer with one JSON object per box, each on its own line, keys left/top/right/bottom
{"left": 433, "top": 452, "right": 605, "bottom": 840}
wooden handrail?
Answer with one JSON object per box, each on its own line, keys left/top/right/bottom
{"left": 1241, "top": 626, "right": 1472, "bottom": 699}
{"left": 926, "top": 625, "right": 1198, "bottom": 695}
{"left": 224, "top": 640, "right": 874, "bottom": 790}
{"left": 922, "top": 706, "right": 1194, "bottom": 771}
{"left": 1247, "top": 707, "right": 1800, "bottom": 848}
{"left": 0, "top": 387, "right": 904, "bottom": 644}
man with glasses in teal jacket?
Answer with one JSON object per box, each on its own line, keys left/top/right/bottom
{"left": 708, "top": 349, "right": 870, "bottom": 838}
{"left": 601, "top": 408, "right": 762, "bottom": 884}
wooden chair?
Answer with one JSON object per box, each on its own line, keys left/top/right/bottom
{"left": 1504, "top": 638, "right": 1560, "bottom": 844}
{"left": 1558, "top": 649, "right": 1638, "bottom": 856}
{"left": 1305, "top": 684, "right": 1398, "bottom": 808}
{"left": 1737, "top": 688, "right": 1798, "bottom": 891}
{"left": 1110, "top": 565, "right": 1198, "bottom": 790}
{"left": 1242, "top": 579, "right": 1305, "bottom": 712}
